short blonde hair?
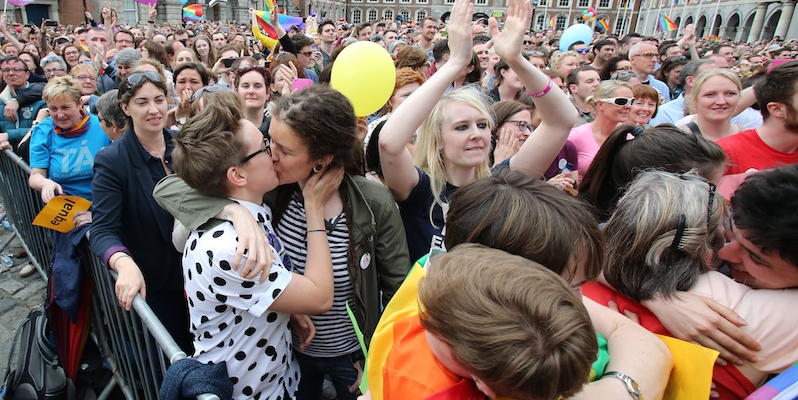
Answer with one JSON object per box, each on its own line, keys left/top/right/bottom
{"left": 42, "top": 76, "right": 83, "bottom": 105}
{"left": 551, "top": 50, "right": 578, "bottom": 69}
{"left": 413, "top": 89, "right": 494, "bottom": 225}
{"left": 68, "top": 63, "right": 98, "bottom": 79}
{"left": 585, "top": 80, "right": 634, "bottom": 111}
{"left": 690, "top": 68, "right": 742, "bottom": 111}
{"left": 419, "top": 244, "right": 598, "bottom": 400}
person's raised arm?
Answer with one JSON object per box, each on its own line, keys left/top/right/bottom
{"left": 145, "top": 5, "right": 156, "bottom": 40}
{"left": 569, "top": 297, "right": 673, "bottom": 400}
{"left": 250, "top": 8, "right": 278, "bottom": 50}
{"left": 379, "top": 0, "right": 474, "bottom": 201}
{"left": 101, "top": 3, "right": 115, "bottom": 43}
{"left": 269, "top": 5, "right": 287, "bottom": 42}
{"left": 0, "top": 14, "right": 24, "bottom": 52}
{"left": 490, "top": 0, "right": 577, "bottom": 178}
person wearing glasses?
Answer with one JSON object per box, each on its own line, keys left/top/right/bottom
{"left": 568, "top": 41, "right": 590, "bottom": 65}
{"left": 568, "top": 80, "right": 634, "bottom": 178}
{"left": 94, "top": 90, "right": 127, "bottom": 141}
{"left": 583, "top": 168, "right": 798, "bottom": 399}
{"left": 0, "top": 56, "right": 47, "bottom": 152}
{"left": 628, "top": 42, "right": 671, "bottom": 103}
{"left": 68, "top": 64, "right": 101, "bottom": 113}
{"left": 172, "top": 91, "right": 338, "bottom": 400}
{"left": 89, "top": 71, "right": 193, "bottom": 352}
{"left": 40, "top": 55, "right": 68, "bottom": 80}
{"left": 60, "top": 43, "right": 84, "bottom": 72}
{"left": 598, "top": 55, "right": 632, "bottom": 80}
{"left": 154, "top": 84, "right": 411, "bottom": 400}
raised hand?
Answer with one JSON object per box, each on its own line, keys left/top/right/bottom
{"left": 148, "top": 4, "right": 157, "bottom": 21}
{"left": 444, "top": 0, "right": 475, "bottom": 67}
{"left": 490, "top": 0, "right": 531, "bottom": 61}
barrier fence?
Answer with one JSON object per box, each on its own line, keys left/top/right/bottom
{"left": 0, "top": 149, "right": 218, "bottom": 400}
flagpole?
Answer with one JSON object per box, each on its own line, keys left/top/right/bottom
{"left": 3, "top": 0, "right": 7, "bottom": 17}
{"left": 708, "top": 0, "right": 720, "bottom": 37}
{"left": 643, "top": 0, "right": 653, "bottom": 35}
{"left": 657, "top": 0, "right": 664, "bottom": 36}
{"left": 678, "top": 0, "right": 687, "bottom": 32}
{"left": 543, "top": 0, "right": 548, "bottom": 28}
{"left": 618, "top": 0, "right": 626, "bottom": 35}
{"left": 694, "top": 0, "right": 702, "bottom": 36}
{"left": 567, "top": 0, "right": 573, "bottom": 29}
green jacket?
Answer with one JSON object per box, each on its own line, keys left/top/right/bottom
{"left": 153, "top": 173, "right": 411, "bottom": 346}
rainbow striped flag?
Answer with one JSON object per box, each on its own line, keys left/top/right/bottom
{"left": 550, "top": 15, "right": 555, "bottom": 28}
{"left": 254, "top": 0, "right": 306, "bottom": 39}
{"left": 182, "top": 4, "right": 203, "bottom": 22}
{"left": 6, "top": 0, "right": 34, "bottom": 6}
{"left": 598, "top": 18, "right": 610, "bottom": 32}
{"left": 659, "top": 12, "right": 677, "bottom": 32}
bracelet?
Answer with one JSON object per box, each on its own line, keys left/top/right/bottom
{"left": 112, "top": 254, "right": 132, "bottom": 271}
{"left": 148, "top": 20, "right": 155, "bottom": 24}
{"left": 527, "top": 75, "right": 553, "bottom": 98}
{"left": 307, "top": 229, "right": 326, "bottom": 234}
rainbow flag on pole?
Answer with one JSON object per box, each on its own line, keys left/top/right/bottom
{"left": 182, "top": 4, "right": 203, "bottom": 22}
{"left": 6, "top": 0, "right": 34, "bottom": 6}
{"left": 550, "top": 15, "right": 555, "bottom": 28}
{"left": 254, "top": 0, "right": 306, "bottom": 39}
{"left": 598, "top": 18, "right": 610, "bottom": 32}
{"left": 659, "top": 12, "right": 677, "bottom": 31}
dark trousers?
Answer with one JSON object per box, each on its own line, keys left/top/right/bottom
{"left": 294, "top": 350, "right": 360, "bottom": 400}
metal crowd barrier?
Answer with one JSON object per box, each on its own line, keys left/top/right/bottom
{"left": 0, "top": 149, "right": 218, "bottom": 400}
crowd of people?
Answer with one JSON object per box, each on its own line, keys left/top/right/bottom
{"left": 0, "top": 0, "right": 797, "bottom": 398}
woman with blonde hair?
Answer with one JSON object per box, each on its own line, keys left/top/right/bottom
{"left": 68, "top": 64, "right": 101, "bottom": 112}
{"left": 378, "top": 0, "right": 577, "bottom": 261}
{"left": 675, "top": 68, "right": 743, "bottom": 141}
{"left": 568, "top": 80, "right": 634, "bottom": 177}
{"left": 552, "top": 50, "right": 579, "bottom": 79}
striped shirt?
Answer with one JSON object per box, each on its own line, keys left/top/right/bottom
{"left": 278, "top": 193, "right": 360, "bottom": 358}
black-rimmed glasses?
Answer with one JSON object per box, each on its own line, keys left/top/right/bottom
{"left": 507, "top": 120, "right": 531, "bottom": 132}
{"left": 123, "top": 71, "right": 163, "bottom": 90}
{"left": 241, "top": 137, "right": 272, "bottom": 164}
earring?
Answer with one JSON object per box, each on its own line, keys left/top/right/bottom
{"left": 313, "top": 164, "right": 323, "bottom": 172}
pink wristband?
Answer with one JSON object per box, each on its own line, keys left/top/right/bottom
{"left": 527, "top": 76, "right": 553, "bottom": 98}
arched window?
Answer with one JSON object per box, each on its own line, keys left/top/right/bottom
{"left": 368, "top": 8, "right": 378, "bottom": 21}
{"left": 555, "top": 15, "right": 567, "bottom": 30}
{"left": 416, "top": 9, "right": 427, "bottom": 22}
{"left": 384, "top": 9, "right": 394, "bottom": 20}
{"left": 399, "top": 9, "right": 411, "bottom": 22}
{"left": 352, "top": 8, "right": 362, "bottom": 23}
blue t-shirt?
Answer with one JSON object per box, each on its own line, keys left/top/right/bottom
{"left": 397, "top": 167, "right": 457, "bottom": 262}
{"left": 29, "top": 115, "right": 111, "bottom": 202}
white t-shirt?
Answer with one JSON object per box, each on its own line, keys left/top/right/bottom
{"left": 691, "top": 272, "right": 798, "bottom": 387}
{"left": 184, "top": 199, "right": 299, "bottom": 400}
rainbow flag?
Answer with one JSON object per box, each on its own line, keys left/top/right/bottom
{"left": 598, "top": 18, "right": 610, "bottom": 32}
{"left": 746, "top": 362, "right": 798, "bottom": 400}
{"left": 659, "top": 12, "right": 677, "bottom": 32}
{"left": 254, "top": 0, "right": 306, "bottom": 39}
{"left": 6, "top": 0, "right": 34, "bottom": 6}
{"left": 550, "top": 15, "right": 555, "bottom": 28}
{"left": 182, "top": 4, "right": 203, "bottom": 22}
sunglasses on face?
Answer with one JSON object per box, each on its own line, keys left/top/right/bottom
{"left": 301, "top": 51, "right": 314, "bottom": 57}
{"left": 599, "top": 97, "right": 635, "bottom": 106}
{"left": 523, "top": 40, "right": 533, "bottom": 44}
{"left": 190, "top": 84, "right": 226, "bottom": 103}
{"left": 241, "top": 136, "right": 272, "bottom": 164}
{"left": 123, "top": 71, "right": 163, "bottom": 90}
{"left": 575, "top": 48, "right": 590, "bottom": 54}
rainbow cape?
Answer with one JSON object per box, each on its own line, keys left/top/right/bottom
{"left": 364, "top": 253, "right": 610, "bottom": 399}
{"left": 254, "top": 0, "right": 306, "bottom": 39}
{"left": 183, "top": 4, "right": 203, "bottom": 22}
{"left": 598, "top": 19, "right": 610, "bottom": 32}
{"left": 659, "top": 12, "right": 677, "bottom": 32}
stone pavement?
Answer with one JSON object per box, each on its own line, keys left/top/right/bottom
{"left": 0, "top": 223, "right": 47, "bottom": 371}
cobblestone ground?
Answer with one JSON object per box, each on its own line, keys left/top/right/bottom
{"left": 0, "top": 221, "right": 47, "bottom": 371}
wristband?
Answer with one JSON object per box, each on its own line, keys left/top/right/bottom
{"left": 527, "top": 75, "right": 553, "bottom": 98}
{"left": 148, "top": 20, "right": 155, "bottom": 24}
{"left": 307, "top": 229, "right": 326, "bottom": 234}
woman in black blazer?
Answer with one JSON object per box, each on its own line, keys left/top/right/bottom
{"left": 90, "top": 71, "right": 192, "bottom": 352}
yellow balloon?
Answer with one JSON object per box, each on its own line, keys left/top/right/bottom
{"left": 331, "top": 41, "right": 396, "bottom": 117}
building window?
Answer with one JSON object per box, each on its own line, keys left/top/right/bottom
{"left": 536, "top": 14, "right": 546, "bottom": 29}
{"left": 399, "top": 8, "right": 411, "bottom": 21}
{"left": 599, "top": 0, "right": 610, "bottom": 7}
{"left": 538, "top": 0, "right": 547, "bottom": 5}
{"left": 615, "top": 16, "right": 628, "bottom": 32}
{"left": 384, "top": 8, "right": 394, "bottom": 19}
{"left": 555, "top": 14, "right": 567, "bottom": 30}
{"left": 476, "top": 0, "right": 487, "bottom": 4}
{"left": 368, "top": 8, "right": 378, "bottom": 21}
{"left": 416, "top": 9, "right": 427, "bottom": 21}
{"left": 123, "top": 0, "right": 137, "bottom": 25}
{"left": 578, "top": 0, "right": 589, "bottom": 7}
{"left": 558, "top": 0, "right": 569, "bottom": 7}
{"left": 445, "top": 0, "right": 455, "bottom": 4}
{"left": 401, "top": 0, "right": 411, "bottom": 4}
{"left": 352, "top": 8, "right": 362, "bottom": 23}
{"left": 417, "top": 0, "right": 428, "bottom": 4}
{"left": 368, "top": 0, "right": 378, "bottom": 3}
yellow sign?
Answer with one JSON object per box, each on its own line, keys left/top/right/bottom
{"left": 32, "top": 196, "right": 92, "bottom": 233}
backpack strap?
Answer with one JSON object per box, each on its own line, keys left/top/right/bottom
{"left": 686, "top": 122, "right": 702, "bottom": 135}
{"left": 3, "top": 313, "right": 27, "bottom": 383}
{"left": 34, "top": 311, "right": 58, "bottom": 367}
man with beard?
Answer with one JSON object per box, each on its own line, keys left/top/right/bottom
{"left": 718, "top": 61, "right": 798, "bottom": 176}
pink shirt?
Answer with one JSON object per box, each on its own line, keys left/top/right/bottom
{"left": 691, "top": 272, "right": 798, "bottom": 387}
{"left": 568, "top": 123, "right": 600, "bottom": 178}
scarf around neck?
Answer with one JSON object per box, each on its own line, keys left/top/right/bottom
{"left": 54, "top": 109, "right": 91, "bottom": 138}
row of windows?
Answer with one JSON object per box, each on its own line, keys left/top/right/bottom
{"left": 529, "top": 13, "right": 628, "bottom": 31}
{"left": 350, "top": 8, "right": 426, "bottom": 23}
{"left": 350, "top": 0, "right": 613, "bottom": 6}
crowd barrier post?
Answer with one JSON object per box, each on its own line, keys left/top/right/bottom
{"left": 0, "top": 150, "right": 218, "bottom": 400}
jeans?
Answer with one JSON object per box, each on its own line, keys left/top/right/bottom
{"left": 294, "top": 350, "right": 360, "bottom": 400}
